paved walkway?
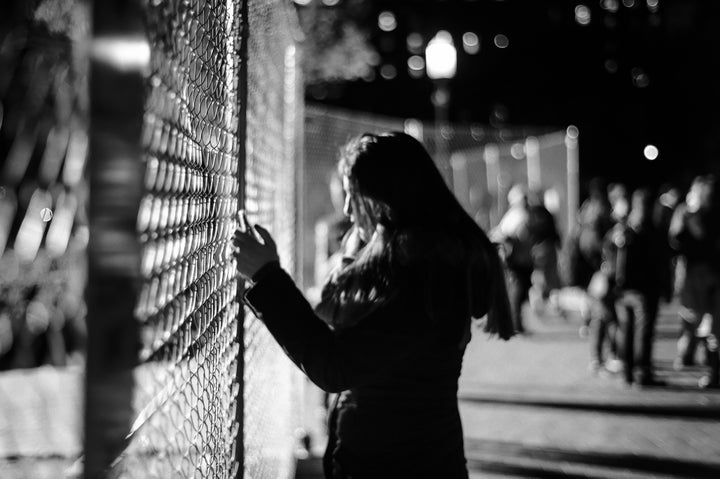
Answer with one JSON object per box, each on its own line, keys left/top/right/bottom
{"left": 3, "top": 292, "right": 720, "bottom": 478}
{"left": 299, "top": 292, "right": 720, "bottom": 478}
{"left": 457, "top": 294, "right": 720, "bottom": 478}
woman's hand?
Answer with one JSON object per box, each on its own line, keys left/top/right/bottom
{"left": 341, "top": 225, "right": 365, "bottom": 259}
{"left": 233, "top": 210, "right": 280, "bottom": 282}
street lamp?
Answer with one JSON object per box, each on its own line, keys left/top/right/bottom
{"left": 425, "top": 30, "right": 457, "bottom": 183}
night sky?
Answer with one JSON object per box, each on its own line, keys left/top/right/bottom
{"left": 306, "top": 0, "right": 720, "bottom": 194}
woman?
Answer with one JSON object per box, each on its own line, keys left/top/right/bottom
{"left": 234, "top": 132, "right": 513, "bottom": 478}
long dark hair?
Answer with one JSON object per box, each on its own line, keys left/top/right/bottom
{"left": 320, "top": 131, "right": 513, "bottom": 340}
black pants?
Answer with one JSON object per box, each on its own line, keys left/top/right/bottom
{"left": 590, "top": 296, "right": 618, "bottom": 363}
{"left": 506, "top": 267, "right": 533, "bottom": 333}
{"left": 615, "top": 290, "right": 659, "bottom": 383}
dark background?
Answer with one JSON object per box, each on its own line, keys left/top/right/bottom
{"left": 302, "top": 0, "right": 720, "bottom": 194}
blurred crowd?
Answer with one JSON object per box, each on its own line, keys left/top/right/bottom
{"left": 490, "top": 175, "right": 720, "bottom": 389}
{"left": 0, "top": 244, "right": 86, "bottom": 370}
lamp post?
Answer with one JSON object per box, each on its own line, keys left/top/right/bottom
{"left": 425, "top": 30, "right": 456, "bottom": 184}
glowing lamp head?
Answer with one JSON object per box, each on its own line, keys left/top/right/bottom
{"left": 425, "top": 31, "right": 457, "bottom": 80}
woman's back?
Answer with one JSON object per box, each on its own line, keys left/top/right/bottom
{"left": 235, "top": 131, "right": 513, "bottom": 479}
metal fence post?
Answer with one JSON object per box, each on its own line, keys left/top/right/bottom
{"left": 84, "top": 1, "right": 146, "bottom": 476}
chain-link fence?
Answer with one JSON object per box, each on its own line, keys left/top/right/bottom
{"left": 0, "top": 1, "right": 303, "bottom": 478}
{"left": 3, "top": 1, "right": 577, "bottom": 477}
{"left": 243, "top": 1, "right": 304, "bottom": 478}
{"left": 87, "top": 0, "right": 304, "bottom": 478}
{"left": 303, "top": 104, "right": 579, "bottom": 293}
{"left": 100, "top": 0, "right": 247, "bottom": 476}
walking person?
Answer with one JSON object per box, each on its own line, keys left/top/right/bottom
{"left": 669, "top": 175, "right": 720, "bottom": 388}
{"left": 586, "top": 186, "right": 629, "bottom": 374}
{"left": 526, "top": 189, "right": 562, "bottom": 316}
{"left": 603, "top": 188, "right": 665, "bottom": 386}
{"left": 491, "top": 184, "right": 534, "bottom": 334}
{"left": 564, "top": 178, "right": 614, "bottom": 338}
{"left": 234, "top": 132, "right": 514, "bottom": 478}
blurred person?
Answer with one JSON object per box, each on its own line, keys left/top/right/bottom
{"left": 669, "top": 175, "right": 720, "bottom": 388}
{"left": 604, "top": 188, "right": 665, "bottom": 386}
{"left": 563, "top": 178, "right": 614, "bottom": 337}
{"left": 653, "top": 184, "right": 681, "bottom": 304}
{"left": 233, "top": 132, "right": 514, "bottom": 478}
{"left": 584, "top": 187, "right": 629, "bottom": 375}
{"left": 607, "top": 183, "right": 628, "bottom": 219}
{"left": 526, "top": 189, "right": 562, "bottom": 316}
{"left": 491, "top": 184, "right": 534, "bottom": 334}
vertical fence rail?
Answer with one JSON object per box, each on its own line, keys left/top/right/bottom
{"left": 84, "top": 0, "right": 145, "bottom": 475}
{"left": 235, "top": 0, "right": 249, "bottom": 475}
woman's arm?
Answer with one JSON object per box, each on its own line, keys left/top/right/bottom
{"left": 243, "top": 265, "right": 433, "bottom": 393}
{"left": 234, "top": 211, "right": 434, "bottom": 392}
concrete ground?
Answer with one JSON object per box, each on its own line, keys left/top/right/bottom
{"left": 2, "top": 291, "right": 720, "bottom": 478}
{"left": 298, "top": 291, "right": 720, "bottom": 478}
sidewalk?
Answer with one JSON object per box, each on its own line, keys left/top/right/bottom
{"left": 298, "top": 292, "right": 720, "bottom": 478}
{"left": 457, "top": 294, "right": 720, "bottom": 478}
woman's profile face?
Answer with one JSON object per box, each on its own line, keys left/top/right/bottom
{"left": 342, "top": 175, "right": 373, "bottom": 242}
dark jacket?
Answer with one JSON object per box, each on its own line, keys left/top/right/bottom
{"left": 244, "top": 263, "right": 469, "bottom": 479}
{"left": 602, "top": 222, "right": 663, "bottom": 296}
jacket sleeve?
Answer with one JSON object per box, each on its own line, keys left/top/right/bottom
{"left": 243, "top": 266, "right": 435, "bottom": 393}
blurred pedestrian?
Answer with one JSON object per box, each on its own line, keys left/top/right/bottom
{"left": 563, "top": 178, "right": 614, "bottom": 338}
{"left": 669, "top": 175, "right": 720, "bottom": 388}
{"left": 527, "top": 189, "right": 562, "bottom": 316}
{"left": 604, "top": 188, "right": 665, "bottom": 386}
{"left": 653, "top": 184, "right": 681, "bottom": 304}
{"left": 234, "top": 131, "right": 514, "bottom": 478}
{"left": 585, "top": 186, "right": 629, "bottom": 374}
{"left": 491, "top": 184, "right": 534, "bottom": 334}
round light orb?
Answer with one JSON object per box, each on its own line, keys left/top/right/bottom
{"left": 378, "top": 11, "right": 397, "bottom": 32}
{"left": 575, "top": 5, "right": 591, "bottom": 25}
{"left": 643, "top": 144, "right": 659, "bottom": 160}
{"left": 493, "top": 34, "right": 509, "bottom": 49}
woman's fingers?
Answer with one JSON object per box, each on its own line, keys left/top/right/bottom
{"left": 231, "top": 212, "right": 280, "bottom": 280}
{"left": 253, "top": 224, "right": 276, "bottom": 248}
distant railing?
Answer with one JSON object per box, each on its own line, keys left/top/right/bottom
{"left": 302, "top": 104, "right": 579, "bottom": 293}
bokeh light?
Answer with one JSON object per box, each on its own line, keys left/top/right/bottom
{"left": 601, "top": 0, "right": 619, "bottom": 12}
{"left": 40, "top": 208, "right": 54, "bottom": 222}
{"left": 493, "top": 34, "right": 509, "bottom": 49}
{"left": 575, "top": 5, "right": 592, "bottom": 25}
{"left": 406, "top": 33, "right": 423, "bottom": 54}
{"left": 378, "top": 11, "right": 397, "bottom": 32}
{"left": 462, "top": 32, "right": 480, "bottom": 54}
{"left": 605, "top": 59, "right": 618, "bottom": 73}
{"left": 632, "top": 67, "right": 649, "bottom": 87}
{"left": 510, "top": 143, "right": 525, "bottom": 160}
{"left": 407, "top": 55, "right": 425, "bottom": 78}
{"left": 644, "top": 144, "right": 659, "bottom": 160}
{"left": 380, "top": 64, "right": 397, "bottom": 80}
{"left": 407, "top": 55, "right": 425, "bottom": 71}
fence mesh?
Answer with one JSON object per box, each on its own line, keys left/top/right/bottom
{"left": 95, "top": 1, "right": 304, "bottom": 477}
{"left": 104, "top": 0, "right": 245, "bottom": 477}
{"left": 243, "top": 2, "right": 303, "bottom": 478}
{"left": 303, "top": 105, "right": 576, "bottom": 293}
